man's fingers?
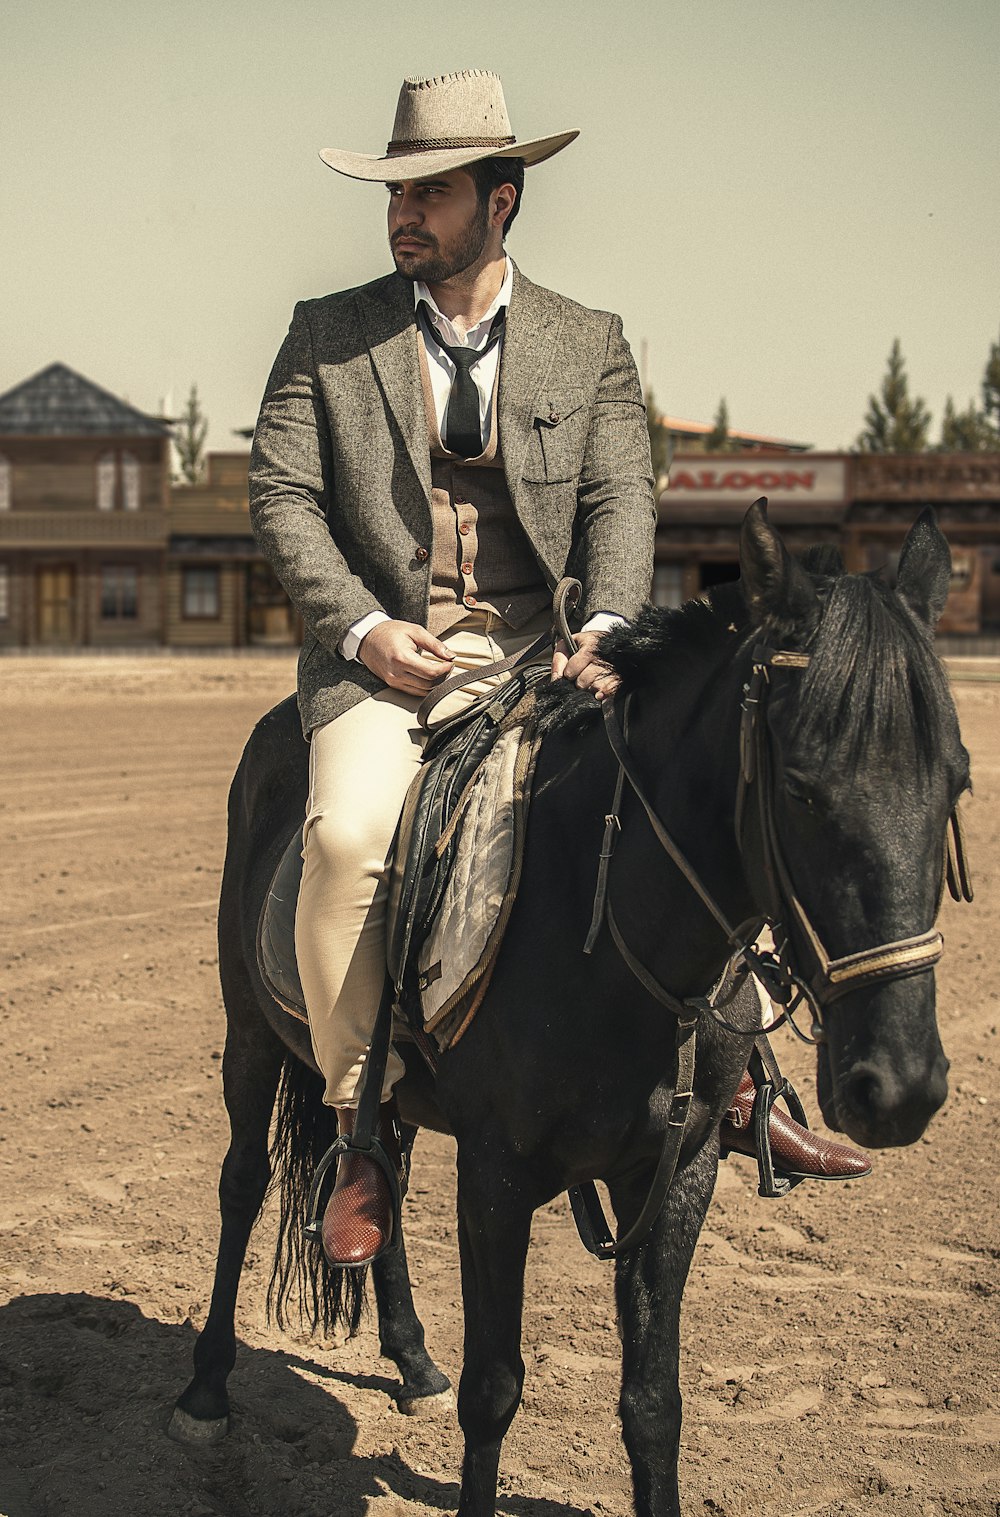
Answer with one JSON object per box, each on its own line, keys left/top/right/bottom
{"left": 410, "top": 627, "right": 455, "bottom": 662}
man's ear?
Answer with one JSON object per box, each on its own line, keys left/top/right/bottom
{"left": 739, "top": 498, "right": 818, "bottom": 636}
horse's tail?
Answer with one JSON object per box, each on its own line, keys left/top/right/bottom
{"left": 266, "top": 1055, "right": 368, "bottom": 1337}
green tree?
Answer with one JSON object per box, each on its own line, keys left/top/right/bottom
{"left": 705, "top": 396, "right": 735, "bottom": 454}
{"left": 645, "top": 389, "right": 672, "bottom": 484}
{"left": 174, "top": 383, "right": 209, "bottom": 484}
{"left": 981, "top": 329, "right": 1000, "bottom": 435}
{"left": 856, "top": 339, "right": 931, "bottom": 453}
{"left": 938, "top": 395, "right": 994, "bottom": 451}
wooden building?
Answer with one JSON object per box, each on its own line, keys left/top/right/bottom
{"left": 168, "top": 453, "right": 299, "bottom": 648}
{"left": 0, "top": 364, "right": 170, "bottom": 648}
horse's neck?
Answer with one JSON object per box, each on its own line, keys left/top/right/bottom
{"left": 611, "top": 650, "right": 757, "bottom": 993}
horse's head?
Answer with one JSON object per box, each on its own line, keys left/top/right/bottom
{"left": 739, "top": 501, "right": 971, "bottom": 1148}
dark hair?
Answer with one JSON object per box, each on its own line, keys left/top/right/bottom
{"left": 468, "top": 156, "right": 525, "bottom": 237}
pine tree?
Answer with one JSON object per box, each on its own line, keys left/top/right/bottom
{"left": 938, "top": 395, "right": 993, "bottom": 451}
{"left": 981, "top": 330, "right": 1000, "bottom": 436}
{"left": 705, "top": 397, "right": 732, "bottom": 454}
{"left": 856, "top": 340, "right": 931, "bottom": 453}
{"left": 174, "top": 383, "right": 209, "bottom": 484}
{"left": 645, "top": 389, "right": 672, "bottom": 484}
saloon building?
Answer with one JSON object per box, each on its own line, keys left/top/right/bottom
{"left": 656, "top": 452, "right": 1000, "bottom": 637}
{"left": 1, "top": 361, "right": 997, "bottom": 647}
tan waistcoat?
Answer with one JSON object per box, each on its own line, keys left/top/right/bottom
{"left": 418, "top": 342, "right": 550, "bottom": 638}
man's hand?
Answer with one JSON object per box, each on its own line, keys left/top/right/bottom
{"left": 358, "top": 620, "right": 455, "bottom": 695}
{"left": 551, "top": 630, "right": 619, "bottom": 702}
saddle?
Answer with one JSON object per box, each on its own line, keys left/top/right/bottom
{"left": 256, "top": 660, "right": 549, "bottom": 1045}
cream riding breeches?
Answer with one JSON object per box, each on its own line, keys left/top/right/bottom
{"left": 294, "top": 608, "right": 550, "bottom": 1108}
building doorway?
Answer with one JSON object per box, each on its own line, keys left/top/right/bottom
{"left": 36, "top": 565, "right": 76, "bottom": 645}
{"left": 246, "top": 561, "right": 300, "bottom": 646}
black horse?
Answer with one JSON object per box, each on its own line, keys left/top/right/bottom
{"left": 172, "top": 504, "right": 969, "bottom": 1517}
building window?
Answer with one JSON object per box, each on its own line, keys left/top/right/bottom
{"left": 100, "top": 565, "right": 138, "bottom": 620}
{"left": 122, "top": 453, "right": 140, "bottom": 511}
{"left": 97, "top": 453, "right": 116, "bottom": 511}
{"left": 652, "top": 563, "right": 685, "bottom": 609}
{"left": 0, "top": 456, "right": 10, "bottom": 512}
{"left": 182, "top": 566, "right": 220, "bottom": 618}
{"left": 0, "top": 563, "right": 9, "bottom": 621}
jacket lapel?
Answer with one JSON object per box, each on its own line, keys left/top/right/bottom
{"left": 499, "top": 267, "right": 564, "bottom": 508}
{"left": 356, "top": 275, "right": 431, "bottom": 503}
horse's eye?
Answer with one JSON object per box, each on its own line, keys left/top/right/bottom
{"left": 783, "top": 772, "right": 814, "bottom": 807}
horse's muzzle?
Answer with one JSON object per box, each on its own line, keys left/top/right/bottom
{"left": 817, "top": 1033, "right": 949, "bottom": 1149}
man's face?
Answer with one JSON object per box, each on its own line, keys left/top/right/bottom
{"left": 386, "top": 169, "right": 491, "bottom": 283}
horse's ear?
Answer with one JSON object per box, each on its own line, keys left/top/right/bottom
{"left": 896, "top": 508, "right": 952, "bottom": 630}
{"left": 739, "top": 498, "right": 818, "bottom": 635}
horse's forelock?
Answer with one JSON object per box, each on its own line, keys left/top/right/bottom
{"left": 791, "top": 573, "right": 952, "bottom": 774}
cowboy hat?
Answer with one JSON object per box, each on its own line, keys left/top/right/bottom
{"left": 319, "top": 70, "right": 578, "bottom": 182}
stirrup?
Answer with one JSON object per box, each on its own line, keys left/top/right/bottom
{"left": 747, "top": 1073, "right": 810, "bottom": 1199}
{"left": 303, "top": 1132, "right": 404, "bottom": 1257}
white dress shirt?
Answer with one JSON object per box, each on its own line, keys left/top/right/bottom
{"left": 341, "top": 258, "right": 622, "bottom": 660}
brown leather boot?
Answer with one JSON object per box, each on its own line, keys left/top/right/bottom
{"left": 321, "top": 1103, "right": 402, "bottom": 1267}
{"left": 721, "top": 1072, "right": 872, "bottom": 1180}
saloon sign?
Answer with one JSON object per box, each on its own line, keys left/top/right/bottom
{"left": 666, "top": 454, "right": 847, "bottom": 508}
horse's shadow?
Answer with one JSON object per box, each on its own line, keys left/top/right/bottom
{"left": 0, "top": 1293, "right": 594, "bottom": 1517}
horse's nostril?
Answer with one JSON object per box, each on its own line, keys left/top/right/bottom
{"left": 845, "top": 1067, "right": 885, "bottom": 1119}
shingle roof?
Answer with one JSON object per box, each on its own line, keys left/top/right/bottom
{"left": 0, "top": 363, "right": 169, "bottom": 436}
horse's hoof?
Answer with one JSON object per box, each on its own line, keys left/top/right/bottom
{"left": 166, "top": 1406, "right": 230, "bottom": 1445}
{"left": 396, "top": 1386, "right": 455, "bottom": 1418}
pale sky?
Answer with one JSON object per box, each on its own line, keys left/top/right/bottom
{"left": 2, "top": 0, "right": 997, "bottom": 454}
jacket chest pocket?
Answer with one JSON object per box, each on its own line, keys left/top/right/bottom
{"left": 521, "top": 392, "right": 588, "bottom": 484}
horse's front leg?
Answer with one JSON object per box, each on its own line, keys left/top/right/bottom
{"left": 612, "top": 1140, "right": 718, "bottom": 1517}
{"left": 454, "top": 1136, "right": 537, "bottom": 1517}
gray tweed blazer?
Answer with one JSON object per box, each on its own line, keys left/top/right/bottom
{"left": 249, "top": 266, "right": 655, "bottom": 735}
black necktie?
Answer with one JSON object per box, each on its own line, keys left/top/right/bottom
{"left": 418, "top": 304, "right": 506, "bottom": 458}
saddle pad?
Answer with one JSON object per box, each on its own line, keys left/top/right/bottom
{"left": 417, "top": 721, "right": 537, "bottom": 1039}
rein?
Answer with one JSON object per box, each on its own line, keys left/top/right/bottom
{"left": 572, "top": 639, "right": 972, "bottom": 1260}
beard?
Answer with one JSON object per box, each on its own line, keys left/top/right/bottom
{"left": 390, "top": 198, "right": 491, "bottom": 283}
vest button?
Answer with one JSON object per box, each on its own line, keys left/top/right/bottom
{"left": 459, "top": 523, "right": 471, "bottom": 536}
{"left": 414, "top": 546, "right": 429, "bottom": 563}
{"left": 463, "top": 594, "right": 477, "bottom": 608}
{"left": 461, "top": 562, "right": 473, "bottom": 575}
{"left": 548, "top": 411, "right": 560, "bottom": 424}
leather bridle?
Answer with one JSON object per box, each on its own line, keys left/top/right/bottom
{"left": 571, "top": 639, "right": 972, "bottom": 1258}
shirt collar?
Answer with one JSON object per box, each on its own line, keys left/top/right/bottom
{"left": 414, "top": 258, "right": 513, "bottom": 350}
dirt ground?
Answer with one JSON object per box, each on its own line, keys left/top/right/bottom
{"left": 1, "top": 655, "right": 998, "bottom": 1517}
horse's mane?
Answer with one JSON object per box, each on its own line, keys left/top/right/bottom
{"left": 791, "top": 571, "right": 951, "bottom": 773}
{"left": 537, "top": 566, "right": 952, "bottom": 774}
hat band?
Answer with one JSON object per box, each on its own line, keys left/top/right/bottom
{"left": 385, "top": 134, "right": 517, "bottom": 155}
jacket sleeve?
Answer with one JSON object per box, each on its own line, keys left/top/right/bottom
{"left": 574, "top": 315, "right": 656, "bottom": 623}
{"left": 248, "top": 302, "right": 387, "bottom": 655}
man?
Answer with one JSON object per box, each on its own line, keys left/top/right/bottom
{"left": 249, "top": 70, "right": 868, "bottom": 1269}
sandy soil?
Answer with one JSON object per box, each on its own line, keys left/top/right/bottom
{"left": 1, "top": 655, "right": 998, "bottom": 1517}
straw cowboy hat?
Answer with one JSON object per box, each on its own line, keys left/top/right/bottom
{"left": 320, "top": 69, "right": 578, "bottom": 182}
